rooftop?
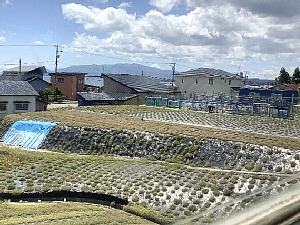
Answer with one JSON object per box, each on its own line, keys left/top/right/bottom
{"left": 3, "top": 66, "right": 47, "bottom": 74}
{"left": 0, "top": 80, "right": 39, "bottom": 96}
{"left": 77, "top": 92, "right": 139, "bottom": 101}
{"left": 175, "top": 68, "right": 244, "bottom": 79}
{"left": 49, "top": 72, "right": 87, "bottom": 76}
{"left": 101, "top": 73, "right": 178, "bottom": 93}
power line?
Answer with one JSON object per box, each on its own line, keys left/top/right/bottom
{"left": 0, "top": 44, "right": 55, "bottom": 47}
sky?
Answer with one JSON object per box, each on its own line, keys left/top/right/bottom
{"left": 0, "top": 0, "right": 300, "bottom": 80}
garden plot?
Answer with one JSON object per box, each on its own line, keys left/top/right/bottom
{"left": 1, "top": 147, "right": 298, "bottom": 224}
{"left": 127, "top": 110, "right": 300, "bottom": 138}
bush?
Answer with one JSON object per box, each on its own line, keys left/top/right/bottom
{"left": 188, "top": 204, "right": 197, "bottom": 212}
{"left": 173, "top": 198, "right": 181, "bottom": 205}
{"left": 132, "top": 195, "right": 140, "bottom": 202}
{"left": 245, "top": 162, "right": 254, "bottom": 171}
{"left": 202, "top": 189, "right": 209, "bottom": 194}
{"left": 248, "top": 184, "right": 254, "bottom": 190}
{"left": 223, "top": 189, "right": 233, "bottom": 196}
{"left": 123, "top": 204, "right": 171, "bottom": 224}
{"left": 184, "top": 210, "right": 192, "bottom": 216}
{"left": 203, "top": 202, "right": 211, "bottom": 208}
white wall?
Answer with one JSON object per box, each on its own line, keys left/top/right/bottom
{"left": 0, "top": 96, "right": 36, "bottom": 120}
{"left": 175, "top": 76, "right": 244, "bottom": 99}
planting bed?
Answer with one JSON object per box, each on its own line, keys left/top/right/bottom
{"left": 0, "top": 147, "right": 298, "bottom": 224}
{"left": 126, "top": 110, "right": 300, "bottom": 139}
{"left": 1, "top": 105, "right": 300, "bottom": 224}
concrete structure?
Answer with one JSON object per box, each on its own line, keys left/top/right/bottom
{"left": 0, "top": 81, "right": 38, "bottom": 120}
{"left": 77, "top": 92, "right": 139, "bottom": 106}
{"left": 101, "top": 73, "right": 178, "bottom": 105}
{"left": 175, "top": 68, "right": 244, "bottom": 99}
{"left": 49, "top": 72, "right": 86, "bottom": 101}
{"left": 0, "top": 65, "right": 50, "bottom": 92}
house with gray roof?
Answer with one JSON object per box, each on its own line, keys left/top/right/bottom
{"left": 101, "top": 73, "right": 179, "bottom": 104}
{"left": 0, "top": 80, "right": 39, "bottom": 120}
{"left": 175, "top": 68, "right": 245, "bottom": 100}
{"left": 77, "top": 92, "right": 140, "bottom": 106}
{"left": 0, "top": 65, "right": 51, "bottom": 92}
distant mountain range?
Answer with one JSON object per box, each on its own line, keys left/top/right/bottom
{"left": 56, "top": 63, "right": 175, "bottom": 81}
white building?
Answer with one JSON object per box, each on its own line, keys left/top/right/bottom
{"left": 175, "top": 68, "right": 245, "bottom": 100}
{"left": 0, "top": 81, "right": 38, "bottom": 120}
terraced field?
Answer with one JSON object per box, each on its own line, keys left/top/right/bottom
{"left": 1, "top": 105, "right": 300, "bottom": 224}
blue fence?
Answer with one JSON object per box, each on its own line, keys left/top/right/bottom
{"left": 2, "top": 120, "right": 57, "bottom": 149}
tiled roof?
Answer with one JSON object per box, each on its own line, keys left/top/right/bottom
{"left": 0, "top": 74, "right": 23, "bottom": 81}
{"left": 286, "top": 84, "right": 300, "bottom": 91}
{"left": 77, "top": 92, "right": 139, "bottom": 101}
{"left": 49, "top": 72, "right": 87, "bottom": 76}
{"left": 0, "top": 81, "right": 39, "bottom": 96}
{"left": 3, "top": 66, "right": 47, "bottom": 73}
{"left": 102, "top": 73, "right": 178, "bottom": 93}
{"left": 175, "top": 68, "right": 244, "bottom": 79}
{"left": 25, "top": 76, "right": 51, "bottom": 85}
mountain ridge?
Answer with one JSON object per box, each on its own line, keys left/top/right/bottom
{"left": 57, "top": 63, "right": 174, "bottom": 81}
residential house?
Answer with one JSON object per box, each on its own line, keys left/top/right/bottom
{"left": 101, "top": 73, "right": 179, "bottom": 105}
{"left": 272, "top": 84, "right": 300, "bottom": 93}
{"left": 175, "top": 68, "right": 245, "bottom": 100}
{"left": 49, "top": 72, "right": 86, "bottom": 101}
{"left": 0, "top": 65, "right": 51, "bottom": 92}
{"left": 77, "top": 92, "right": 140, "bottom": 106}
{"left": 0, "top": 81, "right": 38, "bottom": 120}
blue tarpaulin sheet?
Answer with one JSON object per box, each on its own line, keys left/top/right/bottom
{"left": 2, "top": 120, "right": 57, "bottom": 149}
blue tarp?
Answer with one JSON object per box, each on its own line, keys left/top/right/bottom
{"left": 2, "top": 120, "right": 57, "bottom": 149}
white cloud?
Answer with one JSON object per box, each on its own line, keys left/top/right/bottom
{"left": 0, "top": 37, "right": 6, "bottom": 42}
{"left": 62, "top": 4, "right": 136, "bottom": 33}
{"left": 151, "top": 64, "right": 160, "bottom": 69}
{"left": 130, "top": 57, "right": 143, "bottom": 63}
{"left": 34, "top": 41, "right": 45, "bottom": 45}
{"left": 118, "top": 2, "right": 132, "bottom": 9}
{"left": 62, "top": 3, "right": 300, "bottom": 70}
{"left": 76, "top": 55, "right": 82, "bottom": 58}
{"left": 3, "top": 0, "right": 12, "bottom": 6}
{"left": 149, "top": 0, "right": 182, "bottom": 13}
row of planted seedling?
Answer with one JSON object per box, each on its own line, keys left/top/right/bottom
{"left": 40, "top": 125, "right": 300, "bottom": 174}
{"left": 0, "top": 150, "right": 292, "bottom": 221}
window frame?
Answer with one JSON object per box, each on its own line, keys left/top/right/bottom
{"left": 58, "top": 78, "right": 64, "bottom": 83}
{"left": 0, "top": 102, "right": 7, "bottom": 112}
{"left": 15, "top": 103, "right": 29, "bottom": 111}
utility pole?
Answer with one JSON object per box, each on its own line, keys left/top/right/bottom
{"left": 54, "top": 45, "right": 63, "bottom": 101}
{"left": 171, "top": 63, "right": 176, "bottom": 87}
{"left": 55, "top": 45, "right": 63, "bottom": 73}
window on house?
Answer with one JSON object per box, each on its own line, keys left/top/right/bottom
{"left": 182, "top": 78, "right": 184, "bottom": 83}
{"left": 15, "top": 103, "right": 29, "bottom": 110}
{"left": 229, "top": 80, "right": 231, "bottom": 85}
{"left": 78, "top": 79, "right": 83, "bottom": 84}
{"left": 208, "top": 78, "right": 214, "bottom": 85}
{"left": 58, "top": 78, "right": 64, "bottom": 83}
{"left": 0, "top": 103, "right": 7, "bottom": 111}
{"left": 196, "top": 78, "right": 198, "bottom": 84}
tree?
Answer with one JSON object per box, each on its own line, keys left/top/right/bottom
{"left": 275, "top": 67, "right": 291, "bottom": 84}
{"left": 292, "top": 67, "right": 300, "bottom": 84}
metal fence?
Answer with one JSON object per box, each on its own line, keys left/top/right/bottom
{"left": 146, "top": 96, "right": 299, "bottom": 120}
